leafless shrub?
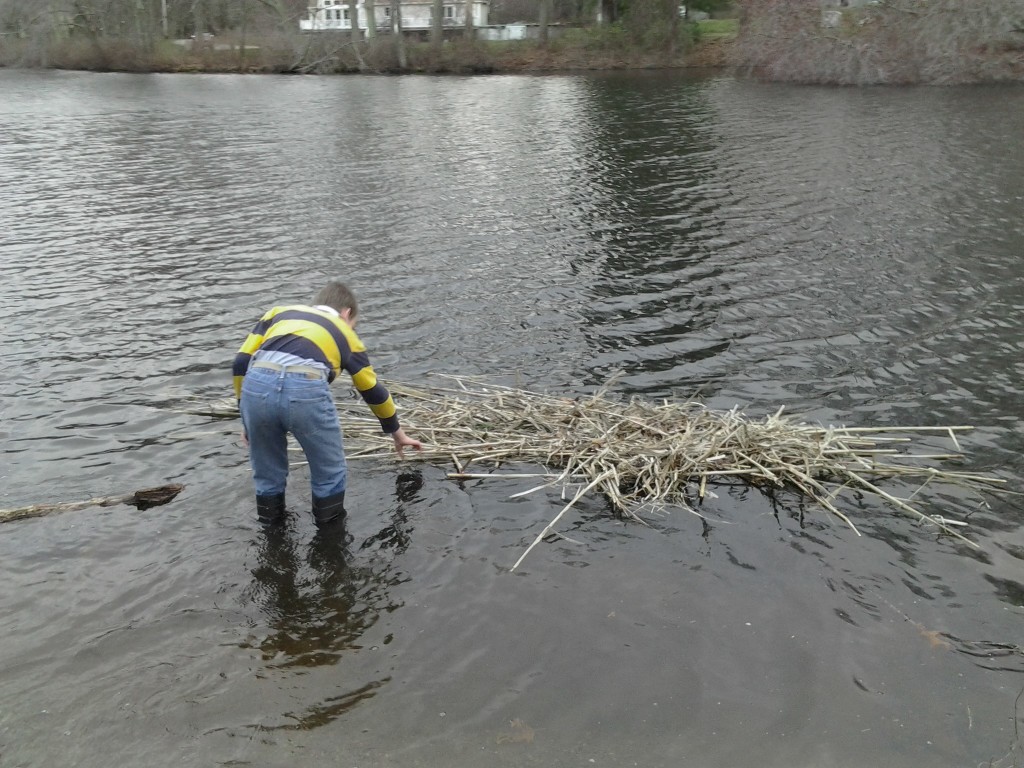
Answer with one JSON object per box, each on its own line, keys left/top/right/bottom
{"left": 402, "top": 36, "right": 489, "bottom": 72}
{"left": 734, "top": 0, "right": 1024, "bottom": 85}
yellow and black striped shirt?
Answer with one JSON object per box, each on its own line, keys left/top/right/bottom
{"left": 233, "top": 305, "right": 399, "bottom": 433}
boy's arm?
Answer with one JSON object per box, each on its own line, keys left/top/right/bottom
{"left": 233, "top": 312, "right": 273, "bottom": 400}
{"left": 232, "top": 350, "right": 250, "bottom": 401}
{"left": 341, "top": 327, "right": 422, "bottom": 455}
{"left": 346, "top": 349, "right": 400, "bottom": 433}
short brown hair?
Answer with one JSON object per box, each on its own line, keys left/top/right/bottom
{"left": 313, "top": 281, "right": 358, "bottom": 318}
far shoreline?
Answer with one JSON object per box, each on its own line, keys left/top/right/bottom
{"left": 0, "top": 29, "right": 738, "bottom": 78}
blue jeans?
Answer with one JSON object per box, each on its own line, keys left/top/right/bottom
{"left": 240, "top": 366, "right": 347, "bottom": 499}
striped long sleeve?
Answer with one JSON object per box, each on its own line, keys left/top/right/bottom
{"left": 233, "top": 305, "right": 400, "bottom": 433}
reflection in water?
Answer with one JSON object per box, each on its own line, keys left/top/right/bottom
{"left": 250, "top": 522, "right": 367, "bottom": 669}
{"left": 572, "top": 76, "right": 728, "bottom": 392}
{"left": 245, "top": 471, "right": 422, "bottom": 728}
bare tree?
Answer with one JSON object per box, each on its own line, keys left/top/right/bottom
{"left": 347, "top": 0, "right": 358, "bottom": 44}
{"left": 621, "top": 0, "right": 679, "bottom": 51}
{"left": 431, "top": 0, "right": 442, "bottom": 50}
{"left": 237, "top": 0, "right": 248, "bottom": 67}
{"left": 365, "top": 0, "right": 376, "bottom": 38}
{"left": 134, "top": 0, "right": 161, "bottom": 47}
{"left": 191, "top": 0, "right": 204, "bottom": 38}
{"left": 390, "top": 0, "right": 405, "bottom": 67}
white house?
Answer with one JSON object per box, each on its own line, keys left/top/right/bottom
{"left": 301, "top": 0, "right": 489, "bottom": 32}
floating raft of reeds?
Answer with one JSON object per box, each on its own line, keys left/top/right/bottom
{"left": 187, "top": 374, "right": 1005, "bottom": 562}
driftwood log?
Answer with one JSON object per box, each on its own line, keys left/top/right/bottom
{"left": 0, "top": 484, "right": 185, "bottom": 524}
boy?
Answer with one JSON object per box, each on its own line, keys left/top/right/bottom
{"left": 233, "top": 280, "right": 422, "bottom": 526}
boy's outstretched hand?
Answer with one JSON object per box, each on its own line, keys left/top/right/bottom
{"left": 392, "top": 428, "right": 423, "bottom": 459}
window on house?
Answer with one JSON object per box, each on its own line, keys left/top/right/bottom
{"left": 444, "top": 5, "right": 454, "bottom": 17}
{"left": 343, "top": 8, "right": 350, "bottom": 19}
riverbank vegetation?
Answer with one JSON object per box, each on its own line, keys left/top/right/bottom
{"left": 0, "top": 0, "right": 732, "bottom": 73}
{"left": 736, "top": 0, "right": 1024, "bottom": 85}
{"left": 0, "top": 22, "right": 727, "bottom": 75}
{"left": 0, "top": 0, "right": 1020, "bottom": 82}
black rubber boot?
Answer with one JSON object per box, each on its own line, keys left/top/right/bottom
{"left": 255, "top": 493, "right": 286, "bottom": 527}
{"left": 311, "top": 491, "right": 346, "bottom": 527}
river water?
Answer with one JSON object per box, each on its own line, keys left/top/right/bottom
{"left": 1, "top": 69, "right": 1022, "bottom": 768}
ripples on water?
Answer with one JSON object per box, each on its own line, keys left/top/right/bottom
{"left": 1, "top": 70, "right": 1023, "bottom": 768}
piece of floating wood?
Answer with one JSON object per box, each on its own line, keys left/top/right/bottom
{"left": 821, "top": 425, "right": 975, "bottom": 433}
{"left": 448, "top": 472, "right": 564, "bottom": 480}
{"left": 0, "top": 484, "right": 185, "bottom": 524}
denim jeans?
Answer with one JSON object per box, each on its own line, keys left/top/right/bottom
{"left": 240, "top": 366, "right": 347, "bottom": 499}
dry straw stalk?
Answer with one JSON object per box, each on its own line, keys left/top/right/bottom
{"left": 189, "top": 374, "right": 1005, "bottom": 569}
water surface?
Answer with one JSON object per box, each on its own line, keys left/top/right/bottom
{"left": 1, "top": 69, "right": 1023, "bottom": 768}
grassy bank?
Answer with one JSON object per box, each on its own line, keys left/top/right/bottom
{"left": 0, "top": 19, "right": 737, "bottom": 75}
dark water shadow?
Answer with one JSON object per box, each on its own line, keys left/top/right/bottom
{"left": 241, "top": 470, "right": 424, "bottom": 731}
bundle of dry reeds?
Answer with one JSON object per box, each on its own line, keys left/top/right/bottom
{"left": 187, "top": 374, "right": 1005, "bottom": 568}
{"left": 331, "top": 375, "right": 1003, "bottom": 563}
